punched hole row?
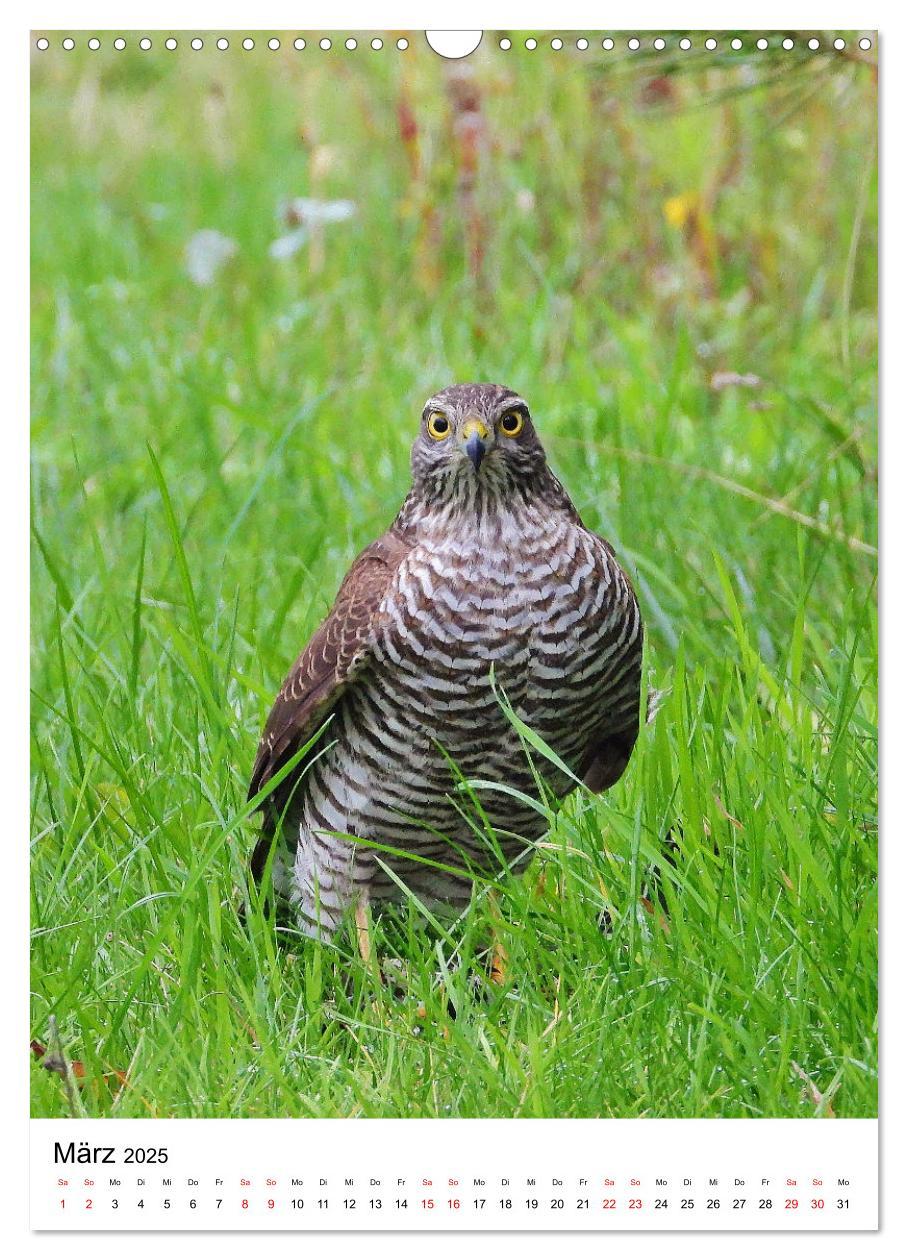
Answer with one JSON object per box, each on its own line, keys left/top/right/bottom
{"left": 35, "top": 35, "right": 410, "bottom": 52}
{"left": 35, "top": 34, "right": 875, "bottom": 54}
{"left": 505, "top": 35, "right": 872, "bottom": 52}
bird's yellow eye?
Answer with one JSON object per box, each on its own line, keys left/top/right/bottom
{"left": 500, "top": 409, "right": 524, "bottom": 437}
{"left": 427, "top": 412, "right": 451, "bottom": 440}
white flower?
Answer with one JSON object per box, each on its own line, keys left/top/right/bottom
{"left": 269, "top": 198, "right": 356, "bottom": 261}
{"left": 282, "top": 197, "right": 356, "bottom": 227}
{"left": 268, "top": 229, "right": 308, "bottom": 261}
{"left": 184, "top": 229, "right": 237, "bottom": 287}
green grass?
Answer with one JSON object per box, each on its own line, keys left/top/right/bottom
{"left": 30, "top": 33, "right": 877, "bottom": 1118}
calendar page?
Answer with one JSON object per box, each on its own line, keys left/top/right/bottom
{"left": 29, "top": 16, "right": 879, "bottom": 1238}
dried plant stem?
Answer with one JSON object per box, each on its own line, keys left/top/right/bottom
{"left": 554, "top": 437, "right": 877, "bottom": 557}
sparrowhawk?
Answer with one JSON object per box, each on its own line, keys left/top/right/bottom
{"left": 249, "top": 383, "right": 643, "bottom": 936}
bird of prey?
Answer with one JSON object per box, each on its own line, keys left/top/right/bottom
{"left": 249, "top": 383, "right": 643, "bottom": 937}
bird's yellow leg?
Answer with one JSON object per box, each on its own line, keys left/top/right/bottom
{"left": 354, "top": 893, "right": 374, "bottom": 968}
{"left": 488, "top": 888, "right": 509, "bottom": 986}
{"left": 354, "top": 893, "right": 396, "bottom": 1031}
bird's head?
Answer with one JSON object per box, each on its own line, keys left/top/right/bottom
{"left": 411, "top": 382, "right": 548, "bottom": 500}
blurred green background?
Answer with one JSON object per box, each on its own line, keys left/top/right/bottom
{"left": 31, "top": 33, "right": 877, "bottom": 1119}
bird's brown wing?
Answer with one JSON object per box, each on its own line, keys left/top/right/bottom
{"left": 248, "top": 530, "right": 412, "bottom": 831}
{"left": 579, "top": 534, "right": 645, "bottom": 793}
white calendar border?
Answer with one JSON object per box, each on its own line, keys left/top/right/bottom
{"left": 7, "top": 0, "right": 900, "bottom": 1253}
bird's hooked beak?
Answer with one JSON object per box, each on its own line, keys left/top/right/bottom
{"left": 460, "top": 416, "right": 490, "bottom": 473}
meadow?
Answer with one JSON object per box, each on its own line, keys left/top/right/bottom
{"left": 30, "top": 32, "right": 877, "bottom": 1118}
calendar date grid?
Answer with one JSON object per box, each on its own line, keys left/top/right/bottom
{"left": 52, "top": 1170, "right": 858, "bottom": 1220}
{"left": 31, "top": 1118, "right": 877, "bottom": 1231}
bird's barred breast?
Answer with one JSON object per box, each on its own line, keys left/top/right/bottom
{"left": 303, "top": 510, "right": 637, "bottom": 875}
